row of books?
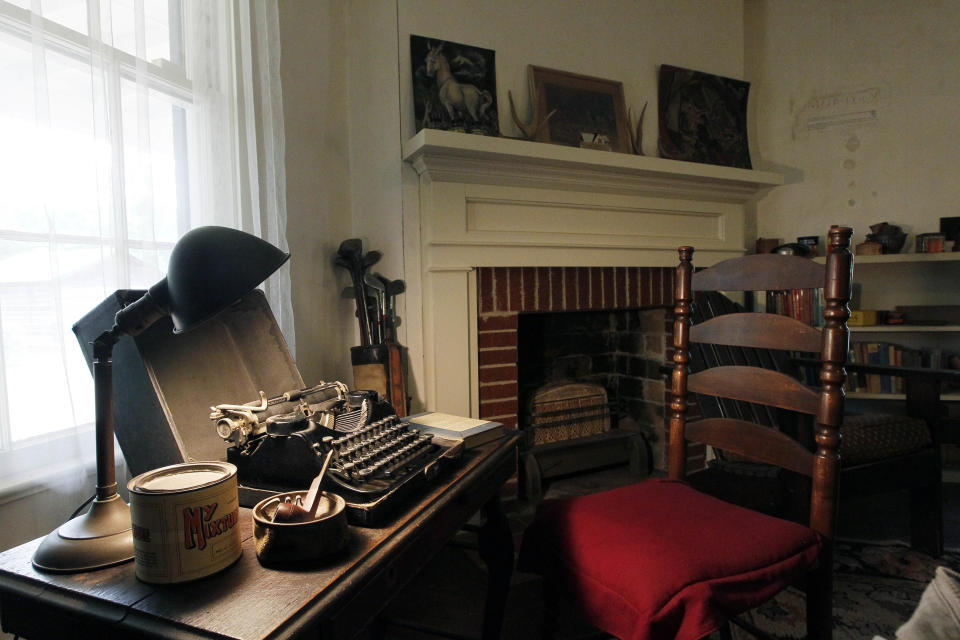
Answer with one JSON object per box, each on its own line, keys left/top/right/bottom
{"left": 796, "top": 341, "right": 957, "bottom": 394}
{"left": 846, "top": 342, "right": 908, "bottom": 394}
{"left": 755, "top": 289, "right": 824, "bottom": 327}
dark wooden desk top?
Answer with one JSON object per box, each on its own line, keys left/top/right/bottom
{"left": 0, "top": 434, "right": 520, "bottom": 640}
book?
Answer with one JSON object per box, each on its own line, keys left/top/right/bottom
{"left": 403, "top": 412, "right": 505, "bottom": 448}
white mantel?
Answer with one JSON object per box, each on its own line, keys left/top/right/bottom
{"left": 400, "top": 129, "right": 783, "bottom": 417}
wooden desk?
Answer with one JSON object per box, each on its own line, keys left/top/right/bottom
{"left": 0, "top": 434, "right": 520, "bottom": 640}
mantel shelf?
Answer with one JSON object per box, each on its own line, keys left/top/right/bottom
{"left": 402, "top": 129, "right": 783, "bottom": 203}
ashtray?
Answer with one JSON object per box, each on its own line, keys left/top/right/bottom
{"left": 252, "top": 490, "right": 349, "bottom": 566}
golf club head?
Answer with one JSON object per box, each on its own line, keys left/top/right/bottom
{"left": 364, "top": 272, "right": 385, "bottom": 292}
{"left": 337, "top": 238, "right": 362, "bottom": 259}
{"left": 387, "top": 279, "right": 406, "bottom": 296}
{"left": 361, "top": 250, "right": 382, "bottom": 269}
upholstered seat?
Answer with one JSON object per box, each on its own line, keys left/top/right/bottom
{"left": 840, "top": 413, "right": 932, "bottom": 466}
{"left": 519, "top": 479, "right": 823, "bottom": 640}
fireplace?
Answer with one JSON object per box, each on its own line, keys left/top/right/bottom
{"left": 475, "top": 266, "right": 705, "bottom": 478}
{"left": 400, "top": 130, "right": 782, "bottom": 470}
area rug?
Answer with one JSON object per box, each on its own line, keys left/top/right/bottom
{"left": 727, "top": 541, "right": 960, "bottom": 639}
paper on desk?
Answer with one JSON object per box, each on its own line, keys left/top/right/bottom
{"left": 409, "top": 412, "right": 490, "bottom": 432}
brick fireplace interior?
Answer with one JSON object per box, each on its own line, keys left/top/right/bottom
{"left": 476, "top": 266, "right": 706, "bottom": 473}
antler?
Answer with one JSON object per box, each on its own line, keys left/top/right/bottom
{"left": 509, "top": 90, "right": 557, "bottom": 141}
{"left": 627, "top": 102, "right": 647, "bottom": 155}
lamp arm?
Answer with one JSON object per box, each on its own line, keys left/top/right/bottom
{"left": 92, "top": 329, "right": 123, "bottom": 502}
{"left": 114, "top": 280, "right": 171, "bottom": 336}
{"left": 91, "top": 280, "right": 172, "bottom": 500}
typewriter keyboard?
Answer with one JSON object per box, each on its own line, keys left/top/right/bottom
{"left": 317, "top": 415, "right": 463, "bottom": 524}
{"left": 324, "top": 416, "right": 438, "bottom": 488}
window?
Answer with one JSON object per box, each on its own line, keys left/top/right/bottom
{"left": 0, "top": 0, "right": 289, "bottom": 489}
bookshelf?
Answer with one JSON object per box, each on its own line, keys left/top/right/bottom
{"left": 850, "top": 392, "right": 960, "bottom": 401}
{"left": 850, "top": 325, "right": 960, "bottom": 333}
{"left": 812, "top": 251, "right": 960, "bottom": 403}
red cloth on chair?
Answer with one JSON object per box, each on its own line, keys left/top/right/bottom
{"left": 518, "top": 479, "right": 823, "bottom": 640}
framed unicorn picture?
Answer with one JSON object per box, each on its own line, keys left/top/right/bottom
{"left": 411, "top": 35, "right": 499, "bottom": 136}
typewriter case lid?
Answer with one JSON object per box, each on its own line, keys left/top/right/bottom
{"left": 73, "top": 289, "right": 303, "bottom": 477}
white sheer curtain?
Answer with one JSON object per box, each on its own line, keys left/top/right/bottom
{"left": 0, "top": 0, "right": 289, "bottom": 508}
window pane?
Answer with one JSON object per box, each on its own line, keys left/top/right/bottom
{"left": 0, "top": 46, "right": 108, "bottom": 238}
{"left": 0, "top": 33, "right": 34, "bottom": 123}
{"left": 0, "top": 240, "right": 106, "bottom": 441}
{"left": 0, "top": 35, "right": 42, "bottom": 234}
{"left": 0, "top": 236, "right": 172, "bottom": 445}
{"left": 105, "top": 0, "right": 173, "bottom": 64}
{"left": 144, "top": 0, "right": 172, "bottom": 64}
{"left": 120, "top": 79, "right": 185, "bottom": 244}
{"left": 41, "top": 0, "right": 88, "bottom": 36}
{"left": 105, "top": 0, "right": 135, "bottom": 56}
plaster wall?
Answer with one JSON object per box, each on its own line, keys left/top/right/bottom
{"left": 278, "top": 0, "right": 355, "bottom": 385}
{"left": 744, "top": 0, "right": 960, "bottom": 248}
{"left": 395, "top": 0, "right": 745, "bottom": 149}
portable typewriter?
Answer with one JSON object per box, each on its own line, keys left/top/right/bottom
{"left": 211, "top": 381, "right": 464, "bottom": 526}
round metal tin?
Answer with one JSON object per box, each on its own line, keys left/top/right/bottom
{"left": 128, "top": 461, "right": 241, "bottom": 583}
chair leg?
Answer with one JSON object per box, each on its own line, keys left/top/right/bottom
{"left": 540, "top": 574, "right": 557, "bottom": 640}
{"left": 718, "top": 621, "right": 733, "bottom": 640}
{"left": 805, "top": 550, "right": 833, "bottom": 640}
{"left": 909, "top": 482, "right": 943, "bottom": 557}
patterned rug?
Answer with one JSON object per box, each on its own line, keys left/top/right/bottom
{"left": 726, "top": 541, "right": 960, "bottom": 639}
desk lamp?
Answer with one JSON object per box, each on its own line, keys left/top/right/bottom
{"left": 32, "top": 226, "right": 290, "bottom": 573}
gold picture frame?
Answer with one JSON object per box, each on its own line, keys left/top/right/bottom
{"left": 530, "top": 65, "right": 629, "bottom": 153}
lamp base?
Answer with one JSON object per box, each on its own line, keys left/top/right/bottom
{"left": 32, "top": 494, "right": 135, "bottom": 573}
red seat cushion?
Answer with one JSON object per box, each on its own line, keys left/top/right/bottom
{"left": 518, "top": 478, "right": 823, "bottom": 640}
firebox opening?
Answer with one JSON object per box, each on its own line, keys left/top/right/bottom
{"left": 517, "top": 307, "right": 671, "bottom": 475}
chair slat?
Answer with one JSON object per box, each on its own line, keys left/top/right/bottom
{"left": 692, "top": 313, "right": 822, "bottom": 353}
{"left": 693, "top": 292, "right": 782, "bottom": 427}
{"left": 693, "top": 254, "right": 824, "bottom": 291}
{"left": 688, "top": 366, "right": 820, "bottom": 415}
{"left": 686, "top": 417, "right": 815, "bottom": 476}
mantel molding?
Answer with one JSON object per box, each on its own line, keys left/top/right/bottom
{"left": 402, "top": 129, "right": 783, "bottom": 203}
{"left": 400, "top": 128, "right": 786, "bottom": 419}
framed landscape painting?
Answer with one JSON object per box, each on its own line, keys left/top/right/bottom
{"left": 530, "top": 66, "right": 629, "bottom": 153}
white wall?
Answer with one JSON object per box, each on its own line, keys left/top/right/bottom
{"left": 744, "top": 0, "right": 960, "bottom": 249}
{"left": 278, "top": 0, "right": 356, "bottom": 385}
{"left": 396, "top": 0, "right": 745, "bottom": 149}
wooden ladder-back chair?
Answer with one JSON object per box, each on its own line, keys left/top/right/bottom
{"left": 691, "top": 290, "right": 945, "bottom": 558}
{"left": 518, "top": 226, "right": 853, "bottom": 640}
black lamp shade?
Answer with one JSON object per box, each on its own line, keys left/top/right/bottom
{"left": 163, "top": 226, "right": 290, "bottom": 332}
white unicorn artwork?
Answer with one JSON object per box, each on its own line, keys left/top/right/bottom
{"left": 424, "top": 42, "right": 493, "bottom": 125}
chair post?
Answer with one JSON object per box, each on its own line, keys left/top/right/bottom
{"left": 669, "top": 246, "right": 694, "bottom": 480}
{"left": 810, "top": 226, "right": 853, "bottom": 539}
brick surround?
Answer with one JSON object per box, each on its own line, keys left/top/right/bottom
{"left": 477, "top": 266, "right": 707, "bottom": 471}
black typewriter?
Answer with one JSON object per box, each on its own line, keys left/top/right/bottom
{"left": 211, "top": 382, "right": 463, "bottom": 526}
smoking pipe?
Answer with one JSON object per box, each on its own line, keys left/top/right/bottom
{"left": 272, "top": 449, "right": 334, "bottom": 524}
